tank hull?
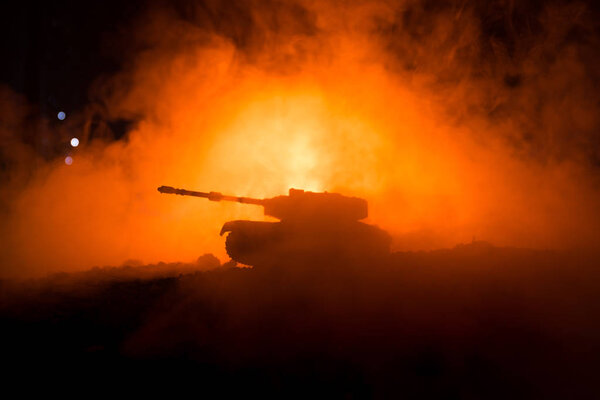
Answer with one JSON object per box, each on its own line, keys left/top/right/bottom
{"left": 221, "top": 220, "right": 391, "bottom": 267}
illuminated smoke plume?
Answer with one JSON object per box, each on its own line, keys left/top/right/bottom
{"left": 1, "top": 0, "right": 599, "bottom": 277}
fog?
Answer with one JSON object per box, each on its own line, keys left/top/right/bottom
{"left": 1, "top": 0, "right": 599, "bottom": 277}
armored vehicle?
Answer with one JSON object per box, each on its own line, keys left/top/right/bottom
{"left": 158, "top": 186, "right": 391, "bottom": 266}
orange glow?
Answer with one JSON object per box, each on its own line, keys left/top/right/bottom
{"left": 1, "top": 1, "right": 599, "bottom": 278}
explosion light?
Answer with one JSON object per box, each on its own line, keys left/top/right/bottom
{"left": 70, "top": 137, "right": 79, "bottom": 147}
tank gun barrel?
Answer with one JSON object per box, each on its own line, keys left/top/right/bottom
{"left": 157, "top": 186, "right": 264, "bottom": 205}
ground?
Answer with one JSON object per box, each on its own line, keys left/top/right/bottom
{"left": 1, "top": 243, "right": 598, "bottom": 398}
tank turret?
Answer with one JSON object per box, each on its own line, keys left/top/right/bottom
{"left": 158, "top": 186, "right": 391, "bottom": 266}
{"left": 157, "top": 186, "right": 367, "bottom": 220}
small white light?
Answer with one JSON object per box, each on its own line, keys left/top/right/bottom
{"left": 70, "top": 137, "right": 79, "bottom": 147}
{"left": 57, "top": 111, "right": 66, "bottom": 120}
{"left": 64, "top": 156, "right": 73, "bottom": 165}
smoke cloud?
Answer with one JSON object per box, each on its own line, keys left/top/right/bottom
{"left": 1, "top": 0, "right": 600, "bottom": 277}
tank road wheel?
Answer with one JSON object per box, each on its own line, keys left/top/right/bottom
{"left": 222, "top": 221, "right": 281, "bottom": 266}
{"left": 224, "top": 230, "right": 260, "bottom": 266}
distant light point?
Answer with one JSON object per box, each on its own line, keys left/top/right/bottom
{"left": 57, "top": 111, "right": 66, "bottom": 120}
{"left": 70, "top": 137, "right": 79, "bottom": 147}
{"left": 64, "top": 156, "right": 73, "bottom": 165}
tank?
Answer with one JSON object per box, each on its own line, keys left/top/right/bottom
{"left": 158, "top": 186, "right": 391, "bottom": 266}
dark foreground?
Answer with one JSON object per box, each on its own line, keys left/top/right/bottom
{"left": 1, "top": 243, "right": 599, "bottom": 398}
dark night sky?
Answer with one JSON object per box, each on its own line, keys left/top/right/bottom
{"left": 2, "top": 0, "right": 600, "bottom": 165}
{"left": 1, "top": 1, "right": 142, "bottom": 114}
{"left": 4, "top": 1, "right": 599, "bottom": 109}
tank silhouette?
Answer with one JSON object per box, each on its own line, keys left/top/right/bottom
{"left": 158, "top": 186, "right": 391, "bottom": 266}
